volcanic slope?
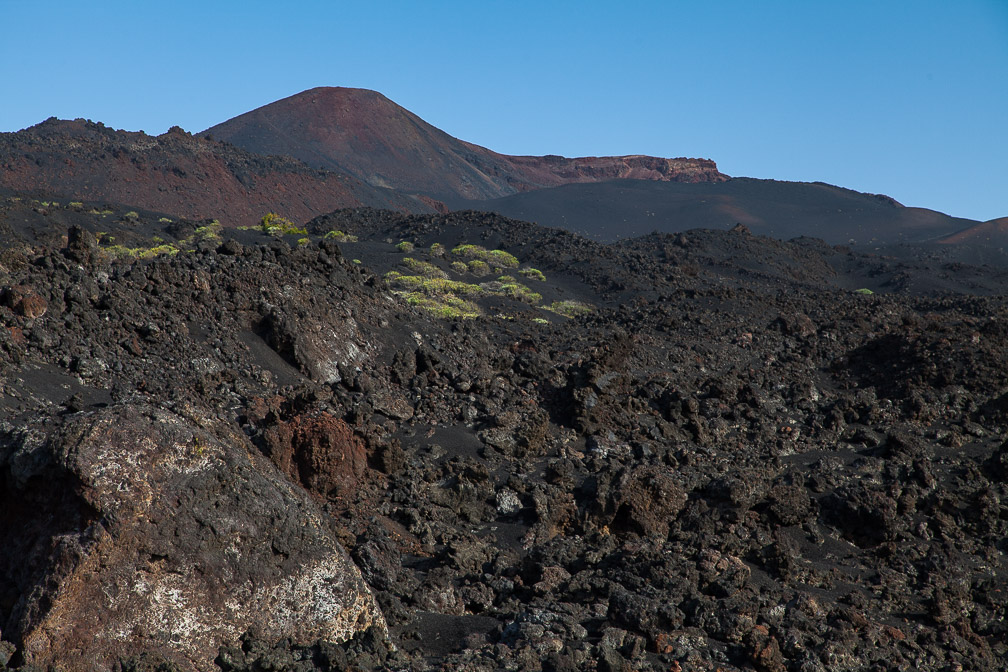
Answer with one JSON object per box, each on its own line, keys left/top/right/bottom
{"left": 202, "top": 86, "right": 726, "bottom": 202}
{"left": 1, "top": 196, "right": 1006, "bottom": 671}
{"left": 0, "top": 118, "right": 432, "bottom": 228}
{"left": 461, "top": 177, "right": 981, "bottom": 246}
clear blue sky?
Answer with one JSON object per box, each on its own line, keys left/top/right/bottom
{"left": 2, "top": 1, "right": 1005, "bottom": 221}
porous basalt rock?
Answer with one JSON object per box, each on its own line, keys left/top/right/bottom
{"left": 8, "top": 403, "right": 384, "bottom": 672}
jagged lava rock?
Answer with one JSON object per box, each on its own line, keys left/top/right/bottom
{"left": 10, "top": 403, "right": 383, "bottom": 671}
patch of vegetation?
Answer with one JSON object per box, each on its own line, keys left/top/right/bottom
{"left": 195, "top": 220, "right": 221, "bottom": 240}
{"left": 386, "top": 272, "right": 483, "bottom": 297}
{"left": 467, "top": 260, "right": 490, "bottom": 276}
{"left": 158, "top": 217, "right": 173, "bottom": 224}
{"left": 855, "top": 288, "right": 874, "bottom": 295}
{"left": 102, "top": 243, "right": 181, "bottom": 260}
{"left": 124, "top": 211, "right": 140, "bottom": 221}
{"left": 519, "top": 267, "right": 546, "bottom": 281}
{"left": 260, "top": 212, "right": 306, "bottom": 236}
{"left": 451, "top": 244, "right": 519, "bottom": 268}
{"left": 401, "top": 257, "right": 448, "bottom": 279}
{"left": 544, "top": 300, "right": 594, "bottom": 318}
{"left": 533, "top": 317, "right": 550, "bottom": 325}
{"left": 384, "top": 239, "right": 549, "bottom": 320}
{"left": 297, "top": 237, "right": 310, "bottom": 246}
{"left": 324, "top": 230, "right": 358, "bottom": 243}
{"left": 497, "top": 280, "right": 542, "bottom": 304}
{"left": 398, "top": 291, "right": 480, "bottom": 320}
{"left": 68, "top": 201, "right": 84, "bottom": 210}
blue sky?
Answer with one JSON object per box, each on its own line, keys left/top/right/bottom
{"left": 1, "top": 1, "right": 1005, "bottom": 221}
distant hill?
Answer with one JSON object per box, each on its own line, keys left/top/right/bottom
{"left": 0, "top": 118, "right": 431, "bottom": 227}
{"left": 203, "top": 87, "right": 726, "bottom": 202}
{"left": 459, "top": 178, "right": 980, "bottom": 246}
{"left": 2, "top": 90, "right": 998, "bottom": 252}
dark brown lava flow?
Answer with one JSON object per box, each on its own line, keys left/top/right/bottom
{"left": 0, "top": 196, "right": 1005, "bottom": 671}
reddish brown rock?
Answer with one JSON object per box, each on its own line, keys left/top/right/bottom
{"left": 263, "top": 411, "right": 367, "bottom": 500}
{"left": 2, "top": 285, "right": 47, "bottom": 318}
{"left": 6, "top": 403, "right": 384, "bottom": 671}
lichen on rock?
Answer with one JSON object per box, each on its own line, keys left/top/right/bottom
{"left": 11, "top": 403, "right": 384, "bottom": 671}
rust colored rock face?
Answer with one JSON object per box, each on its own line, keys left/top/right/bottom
{"left": 263, "top": 412, "right": 367, "bottom": 500}
{"left": 2, "top": 286, "right": 47, "bottom": 318}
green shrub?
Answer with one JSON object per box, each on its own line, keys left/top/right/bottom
{"left": 396, "top": 241, "right": 415, "bottom": 253}
{"left": 855, "top": 288, "right": 874, "bottom": 295}
{"left": 485, "top": 249, "right": 519, "bottom": 268}
{"left": 544, "top": 300, "right": 594, "bottom": 318}
{"left": 387, "top": 272, "right": 483, "bottom": 297}
{"left": 398, "top": 291, "right": 480, "bottom": 319}
{"left": 519, "top": 267, "right": 546, "bottom": 281}
{"left": 297, "top": 237, "right": 310, "bottom": 246}
{"left": 451, "top": 243, "right": 481, "bottom": 257}
{"left": 260, "top": 212, "right": 306, "bottom": 236}
{"left": 101, "top": 242, "right": 180, "bottom": 260}
{"left": 467, "top": 260, "right": 490, "bottom": 276}
{"left": 498, "top": 281, "right": 541, "bottom": 304}
{"left": 430, "top": 242, "right": 446, "bottom": 257}
{"left": 195, "top": 220, "right": 221, "bottom": 240}
{"left": 451, "top": 244, "right": 519, "bottom": 268}
{"left": 324, "top": 230, "right": 358, "bottom": 243}
{"left": 450, "top": 260, "right": 468, "bottom": 274}
{"left": 402, "top": 257, "right": 448, "bottom": 279}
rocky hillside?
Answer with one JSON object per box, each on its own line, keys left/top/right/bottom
{"left": 203, "top": 87, "right": 727, "bottom": 202}
{"left": 0, "top": 118, "right": 432, "bottom": 228}
{"left": 0, "top": 195, "right": 1005, "bottom": 670}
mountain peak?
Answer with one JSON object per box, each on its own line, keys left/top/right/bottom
{"left": 204, "top": 88, "right": 727, "bottom": 202}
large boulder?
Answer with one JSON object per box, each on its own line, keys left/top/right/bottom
{"left": 3, "top": 403, "right": 384, "bottom": 671}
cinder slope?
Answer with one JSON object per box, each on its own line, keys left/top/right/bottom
{"left": 203, "top": 87, "right": 727, "bottom": 201}
{"left": 463, "top": 177, "right": 979, "bottom": 245}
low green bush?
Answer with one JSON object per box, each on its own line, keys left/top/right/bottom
{"left": 544, "top": 300, "right": 594, "bottom": 317}
{"left": 324, "top": 230, "right": 358, "bottom": 243}
{"left": 260, "top": 212, "right": 306, "bottom": 236}
{"left": 451, "top": 243, "right": 519, "bottom": 268}
{"left": 402, "top": 257, "right": 448, "bottom": 279}
{"left": 519, "top": 267, "right": 546, "bottom": 281}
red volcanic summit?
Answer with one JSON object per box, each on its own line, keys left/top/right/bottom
{"left": 203, "top": 87, "right": 727, "bottom": 203}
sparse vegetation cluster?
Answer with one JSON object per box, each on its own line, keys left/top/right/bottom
{"left": 324, "top": 230, "right": 358, "bottom": 243}
{"left": 259, "top": 212, "right": 306, "bottom": 236}
{"left": 545, "top": 299, "right": 594, "bottom": 317}
{"left": 381, "top": 240, "right": 591, "bottom": 320}
{"left": 451, "top": 243, "right": 519, "bottom": 269}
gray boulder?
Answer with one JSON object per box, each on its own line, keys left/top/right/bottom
{"left": 7, "top": 402, "right": 384, "bottom": 671}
